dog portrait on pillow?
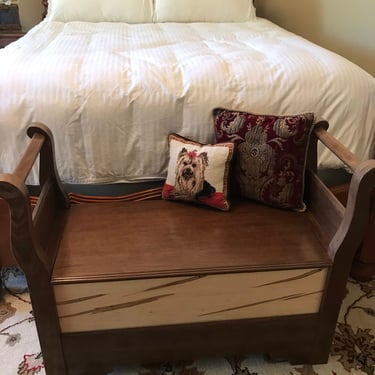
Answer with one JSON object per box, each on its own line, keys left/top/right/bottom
{"left": 173, "top": 147, "right": 216, "bottom": 200}
{"left": 162, "top": 134, "right": 235, "bottom": 211}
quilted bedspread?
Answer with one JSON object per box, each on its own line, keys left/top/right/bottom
{"left": 0, "top": 18, "right": 374, "bottom": 184}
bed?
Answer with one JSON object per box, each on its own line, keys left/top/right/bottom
{"left": 0, "top": 0, "right": 374, "bottom": 276}
{"left": 1, "top": 0, "right": 374, "bottom": 186}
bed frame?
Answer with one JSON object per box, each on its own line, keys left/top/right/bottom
{"left": 0, "top": 122, "right": 374, "bottom": 375}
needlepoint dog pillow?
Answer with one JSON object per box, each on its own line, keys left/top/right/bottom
{"left": 162, "top": 134, "right": 235, "bottom": 211}
{"left": 213, "top": 108, "right": 315, "bottom": 212}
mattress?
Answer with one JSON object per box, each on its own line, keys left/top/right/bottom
{"left": 0, "top": 18, "right": 374, "bottom": 185}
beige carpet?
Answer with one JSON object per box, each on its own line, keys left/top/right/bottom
{"left": 0, "top": 277, "right": 374, "bottom": 375}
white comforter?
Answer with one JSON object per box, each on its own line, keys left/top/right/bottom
{"left": 1, "top": 18, "right": 374, "bottom": 184}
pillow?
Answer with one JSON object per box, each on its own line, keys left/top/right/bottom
{"left": 46, "top": 0, "right": 154, "bottom": 23}
{"left": 213, "top": 109, "right": 315, "bottom": 212}
{"left": 154, "top": 0, "right": 256, "bottom": 23}
{"left": 162, "top": 133, "right": 235, "bottom": 211}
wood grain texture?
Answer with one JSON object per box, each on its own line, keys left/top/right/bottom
{"left": 315, "top": 127, "right": 361, "bottom": 171}
{"left": 331, "top": 182, "right": 375, "bottom": 281}
{"left": 0, "top": 125, "right": 69, "bottom": 374}
{"left": 52, "top": 199, "right": 331, "bottom": 283}
{"left": 0, "top": 198, "right": 14, "bottom": 265}
{"left": 306, "top": 171, "right": 344, "bottom": 249}
{"left": 54, "top": 268, "right": 327, "bottom": 332}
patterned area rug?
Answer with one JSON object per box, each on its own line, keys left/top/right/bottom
{"left": 0, "top": 274, "right": 374, "bottom": 375}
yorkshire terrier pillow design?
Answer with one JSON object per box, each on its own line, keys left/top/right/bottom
{"left": 162, "top": 134, "right": 235, "bottom": 211}
{"left": 173, "top": 148, "right": 216, "bottom": 200}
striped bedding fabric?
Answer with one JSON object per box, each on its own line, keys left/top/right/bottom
{"left": 0, "top": 18, "right": 374, "bottom": 185}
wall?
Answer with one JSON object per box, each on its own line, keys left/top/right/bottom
{"left": 256, "top": 0, "right": 375, "bottom": 76}
{"left": 17, "top": 0, "right": 44, "bottom": 32}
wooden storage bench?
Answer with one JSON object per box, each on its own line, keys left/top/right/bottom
{"left": 0, "top": 123, "right": 374, "bottom": 375}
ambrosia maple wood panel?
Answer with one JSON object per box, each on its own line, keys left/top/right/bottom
{"left": 54, "top": 267, "right": 328, "bottom": 332}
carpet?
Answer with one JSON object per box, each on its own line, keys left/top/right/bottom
{"left": 0, "top": 276, "right": 374, "bottom": 375}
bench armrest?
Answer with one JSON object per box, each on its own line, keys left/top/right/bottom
{"left": 314, "top": 124, "right": 361, "bottom": 171}
{"left": 311, "top": 123, "right": 375, "bottom": 263}
{"left": 0, "top": 123, "right": 69, "bottom": 276}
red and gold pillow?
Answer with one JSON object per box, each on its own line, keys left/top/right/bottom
{"left": 162, "top": 133, "right": 235, "bottom": 211}
{"left": 213, "top": 108, "right": 315, "bottom": 211}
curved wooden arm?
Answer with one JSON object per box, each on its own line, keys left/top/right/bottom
{"left": 27, "top": 123, "right": 68, "bottom": 201}
{"left": 0, "top": 174, "right": 47, "bottom": 271}
{"left": 309, "top": 123, "right": 375, "bottom": 265}
{"left": 0, "top": 122, "right": 69, "bottom": 276}
{"left": 14, "top": 132, "right": 45, "bottom": 182}
{"left": 314, "top": 126, "right": 361, "bottom": 171}
{"left": 329, "top": 159, "right": 375, "bottom": 260}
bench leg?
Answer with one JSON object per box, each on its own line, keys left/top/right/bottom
{"left": 28, "top": 277, "right": 67, "bottom": 375}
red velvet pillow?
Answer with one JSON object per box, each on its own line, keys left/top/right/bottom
{"left": 213, "top": 108, "right": 315, "bottom": 211}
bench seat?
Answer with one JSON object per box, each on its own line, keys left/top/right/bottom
{"left": 1, "top": 123, "right": 374, "bottom": 375}
{"left": 53, "top": 199, "right": 331, "bottom": 283}
{"left": 52, "top": 199, "right": 331, "bottom": 334}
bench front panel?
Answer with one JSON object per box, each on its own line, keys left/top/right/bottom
{"left": 54, "top": 268, "right": 328, "bottom": 333}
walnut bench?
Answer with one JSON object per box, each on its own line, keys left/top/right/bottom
{"left": 0, "top": 123, "right": 374, "bottom": 375}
